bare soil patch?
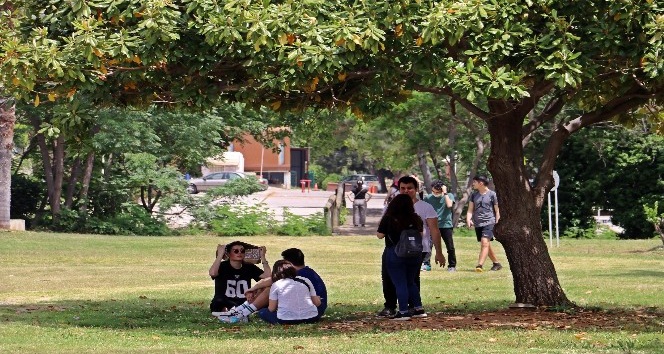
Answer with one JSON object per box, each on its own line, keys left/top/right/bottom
{"left": 319, "top": 308, "right": 664, "bottom": 333}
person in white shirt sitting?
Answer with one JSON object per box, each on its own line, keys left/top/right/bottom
{"left": 267, "top": 260, "right": 321, "bottom": 325}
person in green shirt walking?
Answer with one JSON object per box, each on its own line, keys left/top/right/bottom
{"left": 423, "top": 180, "right": 457, "bottom": 272}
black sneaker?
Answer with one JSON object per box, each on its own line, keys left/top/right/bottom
{"left": 410, "top": 308, "right": 428, "bottom": 318}
{"left": 390, "top": 311, "right": 412, "bottom": 321}
{"left": 490, "top": 263, "right": 503, "bottom": 271}
{"left": 377, "top": 307, "right": 396, "bottom": 317}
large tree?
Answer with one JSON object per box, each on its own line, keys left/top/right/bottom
{"left": 2, "top": 0, "right": 663, "bottom": 306}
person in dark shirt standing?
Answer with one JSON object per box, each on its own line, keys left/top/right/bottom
{"left": 348, "top": 180, "right": 372, "bottom": 227}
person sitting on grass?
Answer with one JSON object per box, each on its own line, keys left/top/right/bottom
{"left": 266, "top": 260, "right": 321, "bottom": 325}
{"left": 220, "top": 248, "right": 328, "bottom": 324}
{"left": 209, "top": 242, "right": 271, "bottom": 323}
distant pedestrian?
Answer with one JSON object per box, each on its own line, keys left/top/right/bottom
{"left": 383, "top": 177, "right": 400, "bottom": 213}
{"left": 466, "top": 175, "right": 503, "bottom": 272}
{"left": 423, "top": 180, "right": 457, "bottom": 272}
{"left": 348, "top": 180, "right": 372, "bottom": 227}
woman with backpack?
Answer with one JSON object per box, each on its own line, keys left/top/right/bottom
{"left": 376, "top": 193, "right": 427, "bottom": 320}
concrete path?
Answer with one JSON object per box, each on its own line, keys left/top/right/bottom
{"left": 166, "top": 186, "right": 386, "bottom": 235}
{"left": 249, "top": 187, "right": 386, "bottom": 236}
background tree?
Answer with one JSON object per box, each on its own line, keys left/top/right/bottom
{"left": 643, "top": 202, "right": 664, "bottom": 247}
{"left": 550, "top": 122, "right": 664, "bottom": 238}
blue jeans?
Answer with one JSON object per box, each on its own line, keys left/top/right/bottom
{"left": 384, "top": 247, "right": 423, "bottom": 313}
{"left": 258, "top": 308, "right": 323, "bottom": 325}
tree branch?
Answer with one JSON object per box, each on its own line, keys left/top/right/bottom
{"left": 414, "top": 85, "right": 490, "bottom": 120}
{"left": 533, "top": 87, "right": 657, "bottom": 204}
{"left": 522, "top": 95, "right": 565, "bottom": 144}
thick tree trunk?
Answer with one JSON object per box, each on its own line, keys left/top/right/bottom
{"left": 51, "top": 135, "right": 65, "bottom": 216}
{"left": 0, "top": 100, "right": 15, "bottom": 230}
{"left": 487, "top": 103, "right": 572, "bottom": 307}
{"left": 32, "top": 117, "right": 57, "bottom": 214}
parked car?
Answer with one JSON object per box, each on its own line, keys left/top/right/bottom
{"left": 187, "top": 172, "right": 267, "bottom": 193}
{"left": 340, "top": 174, "right": 384, "bottom": 192}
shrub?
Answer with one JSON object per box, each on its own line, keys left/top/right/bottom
{"left": 307, "top": 164, "right": 327, "bottom": 189}
{"left": 275, "top": 209, "right": 330, "bottom": 236}
{"left": 208, "top": 205, "right": 330, "bottom": 236}
{"left": 209, "top": 204, "right": 274, "bottom": 236}
{"left": 105, "top": 204, "right": 172, "bottom": 236}
{"left": 321, "top": 173, "right": 342, "bottom": 191}
{"left": 48, "top": 206, "right": 172, "bottom": 236}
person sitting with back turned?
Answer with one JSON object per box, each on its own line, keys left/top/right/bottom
{"left": 209, "top": 242, "right": 271, "bottom": 323}
{"left": 266, "top": 260, "right": 321, "bottom": 325}
{"left": 256, "top": 248, "right": 328, "bottom": 324}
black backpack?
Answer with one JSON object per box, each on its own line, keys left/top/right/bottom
{"left": 393, "top": 226, "right": 423, "bottom": 258}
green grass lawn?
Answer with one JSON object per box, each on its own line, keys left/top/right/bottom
{"left": 1, "top": 231, "right": 662, "bottom": 353}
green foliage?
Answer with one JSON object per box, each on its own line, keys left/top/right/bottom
{"left": 643, "top": 201, "right": 664, "bottom": 244}
{"left": 643, "top": 201, "right": 663, "bottom": 230}
{"left": 338, "top": 203, "right": 348, "bottom": 226}
{"left": 321, "top": 173, "right": 342, "bottom": 190}
{"left": 551, "top": 125, "right": 664, "bottom": 238}
{"left": 559, "top": 220, "right": 617, "bottom": 240}
{"left": 123, "top": 152, "right": 189, "bottom": 211}
{"left": 209, "top": 204, "right": 273, "bottom": 236}
{"left": 48, "top": 206, "right": 172, "bottom": 236}
{"left": 204, "top": 177, "right": 265, "bottom": 200}
{"left": 275, "top": 209, "right": 330, "bottom": 236}
{"left": 9, "top": 173, "right": 43, "bottom": 226}
{"left": 209, "top": 205, "right": 330, "bottom": 237}
{"left": 306, "top": 164, "right": 326, "bottom": 188}
{"left": 562, "top": 220, "right": 598, "bottom": 239}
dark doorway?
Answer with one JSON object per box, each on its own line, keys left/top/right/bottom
{"left": 290, "top": 148, "right": 308, "bottom": 187}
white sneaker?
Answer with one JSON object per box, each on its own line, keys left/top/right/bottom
{"left": 212, "top": 307, "right": 237, "bottom": 319}
{"left": 219, "top": 314, "right": 248, "bottom": 324}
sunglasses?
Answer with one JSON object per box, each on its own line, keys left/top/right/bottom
{"left": 231, "top": 248, "right": 245, "bottom": 254}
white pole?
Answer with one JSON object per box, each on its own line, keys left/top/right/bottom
{"left": 548, "top": 192, "right": 553, "bottom": 247}
{"left": 554, "top": 188, "right": 560, "bottom": 247}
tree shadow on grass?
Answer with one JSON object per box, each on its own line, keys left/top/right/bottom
{"left": 1, "top": 298, "right": 662, "bottom": 339}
